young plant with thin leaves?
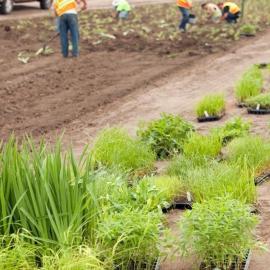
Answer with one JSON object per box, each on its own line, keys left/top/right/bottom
{"left": 246, "top": 93, "right": 270, "bottom": 110}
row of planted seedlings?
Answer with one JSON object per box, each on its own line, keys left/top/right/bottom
{"left": 193, "top": 64, "right": 270, "bottom": 123}
{"left": 0, "top": 113, "right": 269, "bottom": 269}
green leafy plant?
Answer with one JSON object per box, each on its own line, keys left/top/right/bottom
{"left": 96, "top": 208, "right": 163, "bottom": 270}
{"left": 182, "top": 162, "right": 256, "bottom": 204}
{"left": 239, "top": 23, "right": 257, "bottom": 36}
{"left": 183, "top": 133, "right": 222, "bottom": 160}
{"left": 225, "top": 136, "right": 270, "bottom": 175}
{"left": 179, "top": 197, "right": 259, "bottom": 269}
{"left": 196, "top": 94, "right": 225, "bottom": 118}
{"left": 137, "top": 113, "right": 194, "bottom": 159}
{"left": 92, "top": 127, "right": 155, "bottom": 175}
{"left": 211, "top": 117, "right": 251, "bottom": 145}
{"left": 235, "top": 66, "right": 263, "bottom": 103}
{"left": 246, "top": 93, "right": 270, "bottom": 109}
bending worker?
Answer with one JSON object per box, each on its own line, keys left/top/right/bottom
{"left": 217, "top": 2, "right": 241, "bottom": 23}
{"left": 177, "top": 0, "right": 192, "bottom": 32}
{"left": 112, "top": 0, "right": 131, "bottom": 20}
{"left": 52, "top": 0, "right": 87, "bottom": 58}
{"left": 201, "top": 2, "right": 222, "bottom": 22}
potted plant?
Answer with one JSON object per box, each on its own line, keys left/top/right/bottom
{"left": 239, "top": 24, "right": 257, "bottom": 37}
{"left": 196, "top": 94, "right": 225, "bottom": 122}
{"left": 245, "top": 93, "right": 270, "bottom": 114}
{"left": 235, "top": 66, "right": 263, "bottom": 106}
{"left": 179, "top": 197, "right": 260, "bottom": 270}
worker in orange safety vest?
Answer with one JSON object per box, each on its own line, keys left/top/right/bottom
{"left": 217, "top": 2, "right": 241, "bottom": 23}
{"left": 52, "top": 0, "right": 87, "bottom": 57}
{"left": 176, "top": 0, "right": 192, "bottom": 32}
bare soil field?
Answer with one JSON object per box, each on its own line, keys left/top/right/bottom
{"left": 1, "top": 4, "right": 270, "bottom": 269}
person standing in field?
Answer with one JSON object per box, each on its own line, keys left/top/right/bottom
{"left": 52, "top": 0, "right": 87, "bottom": 58}
{"left": 217, "top": 2, "right": 241, "bottom": 23}
{"left": 177, "top": 0, "right": 192, "bottom": 33}
{"left": 201, "top": 2, "right": 222, "bottom": 23}
{"left": 112, "top": 0, "right": 131, "bottom": 20}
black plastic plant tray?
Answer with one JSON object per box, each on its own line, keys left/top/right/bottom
{"left": 255, "top": 172, "right": 270, "bottom": 186}
{"left": 257, "top": 63, "right": 269, "bottom": 69}
{"left": 237, "top": 102, "right": 247, "bottom": 108}
{"left": 240, "top": 33, "right": 256, "bottom": 37}
{"left": 117, "top": 258, "right": 160, "bottom": 270}
{"left": 200, "top": 250, "right": 251, "bottom": 270}
{"left": 197, "top": 114, "right": 224, "bottom": 123}
{"left": 247, "top": 107, "right": 270, "bottom": 114}
{"left": 162, "top": 201, "right": 192, "bottom": 213}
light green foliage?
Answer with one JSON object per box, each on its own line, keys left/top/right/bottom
{"left": 183, "top": 162, "right": 256, "bottom": 204}
{"left": 96, "top": 208, "right": 163, "bottom": 270}
{"left": 196, "top": 94, "right": 225, "bottom": 117}
{"left": 92, "top": 128, "right": 155, "bottom": 175}
{"left": 179, "top": 197, "right": 259, "bottom": 269}
{"left": 183, "top": 133, "right": 222, "bottom": 160}
{"left": 235, "top": 66, "right": 263, "bottom": 102}
{"left": 143, "top": 176, "right": 185, "bottom": 203}
{"left": 211, "top": 117, "right": 251, "bottom": 145}
{"left": 225, "top": 136, "right": 270, "bottom": 174}
{"left": 137, "top": 113, "right": 194, "bottom": 159}
{"left": 239, "top": 23, "right": 257, "bottom": 36}
{"left": 246, "top": 93, "right": 270, "bottom": 109}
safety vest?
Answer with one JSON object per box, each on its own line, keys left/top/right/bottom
{"left": 223, "top": 2, "right": 240, "bottom": 14}
{"left": 177, "top": 0, "right": 192, "bottom": 9}
{"left": 54, "top": 0, "right": 76, "bottom": 16}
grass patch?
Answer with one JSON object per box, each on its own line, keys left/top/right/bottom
{"left": 235, "top": 66, "right": 263, "bottom": 103}
{"left": 92, "top": 127, "right": 155, "bottom": 176}
{"left": 246, "top": 93, "right": 270, "bottom": 109}
{"left": 137, "top": 113, "right": 194, "bottom": 159}
{"left": 196, "top": 94, "right": 225, "bottom": 118}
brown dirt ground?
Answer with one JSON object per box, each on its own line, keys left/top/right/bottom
{"left": 1, "top": 7, "right": 270, "bottom": 270}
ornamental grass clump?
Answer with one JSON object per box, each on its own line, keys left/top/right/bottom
{"left": 137, "top": 113, "right": 194, "bottom": 159}
{"left": 183, "top": 132, "right": 222, "bottom": 161}
{"left": 211, "top": 117, "right": 251, "bottom": 145}
{"left": 179, "top": 197, "right": 259, "bottom": 270}
{"left": 196, "top": 94, "right": 225, "bottom": 118}
{"left": 92, "top": 127, "right": 155, "bottom": 175}
{"left": 239, "top": 23, "right": 257, "bottom": 36}
{"left": 246, "top": 93, "right": 270, "bottom": 110}
{"left": 96, "top": 208, "right": 163, "bottom": 270}
{"left": 225, "top": 136, "right": 270, "bottom": 175}
{"left": 183, "top": 162, "right": 256, "bottom": 204}
{"left": 235, "top": 66, "right": 263, "bottom": 103}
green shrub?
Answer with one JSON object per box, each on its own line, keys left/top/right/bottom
{"left": 183, "top": 133, "right": 222, "bottom": 160}
{"left": 179, "top": 197, "right": 259, "bottom": 269}
{"left": 225, "top": 136, "right": 270, "bottom": 175}
{"left": 235, "top": 66, "right": 263, "bottom": 102}
{"left": 239, "top": 23, "right": 257, "bottom": 36}
{"left": 92, "top": 128, "right": 155, "bottom": 175}
{"left": 246, "top": 93, "right": 270, "bottom": 109}
{"left": 137, "top": 113, "right": 194, "bottom": 159}
{"left": 211, "top": 117, "right": 251, "bottom": 145}
{"left": 96, "top": 208, "right": 163, "bottom": 269}
{"left": 182, "top": 162, "right": 256, "bottom": 204}
{"left": 196, "top": 94, "right": 225, "bottom": 117}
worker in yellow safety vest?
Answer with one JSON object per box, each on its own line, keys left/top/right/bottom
{"left": 217, "top": 2, "right": 241, "bottom": 23}
{"left": 176, "top": 0, "right": 192, "bottom": 32}
{"left": 52, "top": 0, "right": 87, "bottom": 57}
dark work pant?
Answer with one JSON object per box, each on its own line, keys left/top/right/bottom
{"left": 59, "top": 13, "right": 79, "bottom": 57}
{"left": 179, "top": 7, "right": 190, "bottom": 31}
{"left": 226, "top": 11, "right": 241, "bottom": 23}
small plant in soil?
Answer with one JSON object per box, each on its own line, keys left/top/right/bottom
{"left": 235, "top": 66, "right": 263, "bottom": 103}
{"left": 211, "top": 117, "right": 251, "bottom": 145}
{"left": 179, "top": 197, "right": 259, "bottom": 270}
{"left": 225, "top": 135, "right": 270, "bottom": 175}
{"left": 92, "top": 127, "right": 155, "bottom": 176}
{"left": 239, "top": 23, "right": 257, "bottom": 36}
{"left": 196, "top": 94, "right": 225, "bottom": 119}
{"left": 245, "top": 93, "right": 270, "bottom": 110}
{"left": 137, "top": 113, "right": 194, "bottom": 159}
{"left": 183, "top": 133, "right": 222, "bottom": 161}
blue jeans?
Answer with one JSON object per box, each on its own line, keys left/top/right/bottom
{"left": 59, "top": 13, "right": 79, "bottom": 57}
{"left": 179, "top": 7, "right": 190, "bottom": 31}
{"left": 226, "top": 12, "right": 240, "bottom": 23}
{"left": 118, "top": 10, "right": 129, "bottom": 19}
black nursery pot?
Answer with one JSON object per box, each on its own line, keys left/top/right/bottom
{"left": 162, "top": 200, "right": 192, "bottom": 213}
{"left": 197, "top": 114, "right": 224, "bottom": 123}
{"left": 199, "top": 250, "right": 252, "bottom": 270}
{"left": 247, "top": 107, "right": 270, "bottom": 114}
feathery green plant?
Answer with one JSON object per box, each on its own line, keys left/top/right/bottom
{"left": 196, "top": 94, "right": 225, "bottom": 117}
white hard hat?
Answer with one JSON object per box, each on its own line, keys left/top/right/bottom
{"left": 112, "top": 0, "right": 120, "bottom": 7}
